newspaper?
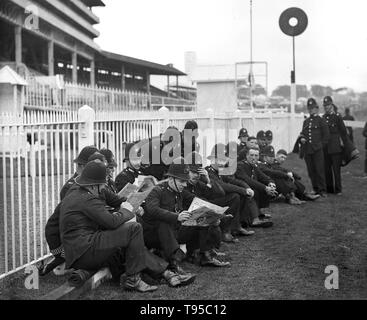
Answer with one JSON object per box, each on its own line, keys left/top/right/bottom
{"left": 117, "top": 178, "right": 157, "bottom": 213}
{"left": 182, "top": 197, "right": 229, "bottom": 227}
{"left": 118, "top": 183, "right": 139, "bottom": 199}
{"left": 136, "top": 175, "right": 158, "bottom": 192}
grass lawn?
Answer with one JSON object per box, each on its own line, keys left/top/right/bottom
{"left": 1, "top": 129, "right": 366, "bottom": 300}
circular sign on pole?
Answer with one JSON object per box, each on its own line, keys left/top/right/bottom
{"left": 279, "top": 7, "right": 308, "bottom": 37}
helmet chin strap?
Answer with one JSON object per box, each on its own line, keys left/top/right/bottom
{"left": 173, "top": 178, "right": 181, "bottom": 193}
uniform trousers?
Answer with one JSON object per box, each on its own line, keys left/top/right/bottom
{"left": 273, "top": 177, "right": 296, "bottom": 196}
{"left": 253, "top": 189, "right": 270, "bottom": 209}
{"left": 211, "top": 193, "right": 241, "bottom": 232}
{"left": 143, "top": 222, "right": 217, "bottom": 261}
{"left": 178, "top": 225, "right": 219, "bottom": 254}
{"left": 294, "top": 179, "right": 306, "bottom": 199}
{"left": 304, "top": 149, "right": 326, "bottom": 193}
{"left": 324, "top": 151, "right": 342, "bottom": 193}
{"left": 72, "top": 222, "right": 147, "bottom": 276}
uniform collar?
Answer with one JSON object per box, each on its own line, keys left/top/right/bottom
{"left": 126, "top": 166, "right": 140, "bottom": 176}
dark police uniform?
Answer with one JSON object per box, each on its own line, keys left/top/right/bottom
{"left": 205, "top": 165, "right": 245, "bottom": 233}
{"left": 59, "top": 184, "right": 146, "bottom": 274}
{"left": 342, "top": 113, "right": 355, "bottom": 142}
{"left": 322, "top": 111, "right": 348, "bottom": 193}
{"left": 235, "top": 160, "right": 273, "bottom": 209}
{"left": 300, "top": 114, "right": 330, "bottom": 194}
{"left": 45, "top": 173, "right": 125, "bottom": 261}
{"left": 142, "top": 181, "right": 194, "bottom": 261}
{"left": 138, "top": 136, "right": 168, "bottom": 181}
{"left": 363, "top": 122, "right": 367, "bottom": 174}
{"left": 257, "top": 161, "right": 296, "bottom": 197}
{"left": 115, "top": 167, "right": 140, "bottom": 193}
{"left": 271, "top": 160, "right": 307, "bottom": 199}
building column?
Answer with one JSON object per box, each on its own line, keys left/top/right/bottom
{"left": 146, "top": 70, "right": 150, "bottom": 95}
{"left": 90, "top": 59, "right": 95, "bottom": 87}
{"left": 121, "top": 65, "right": 125, "bottom": 90}
{"left": 167, "top": 75, "right": 170, "bottom": 97}
{"left": 15, "top": 26, "right": 22, "bottom": 66}
{"left": 72, "top": 51, "right": 77, "bottom": 83}
{"left": 176, "top": 75, "right": 179, "bottom": 97}
{"left": 48, "top": 40, "right": 54, "bottom": 76}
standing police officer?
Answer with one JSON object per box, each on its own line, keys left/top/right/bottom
{"left": 322, "top": 96, "right": 348, "bottom": 195}
{"left": 299, "top": 98, "right": 330, "bottom": 197}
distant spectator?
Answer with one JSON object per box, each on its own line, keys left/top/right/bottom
{"left": 342, "top": 107, "right": 355, "bottom": 142}
{"left": 363, "top": 122, "right": 367, "bottom": 176}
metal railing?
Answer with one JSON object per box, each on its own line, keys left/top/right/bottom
{"left": 23, "top": 80, "right": 196, "bottom": 113}
{"left": 0, "top": 107, "right": 305, "bottom": 280}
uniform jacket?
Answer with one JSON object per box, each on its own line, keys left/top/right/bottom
{"left": 106, "top": 177, "right": 117, "bottom": 194}
{"left": 114, "top": 167, "right": 140, "bottom": 192}
{"left": 272, "top": 160, "right": 301, "bottom": 180}
{"left": 45, "top": 175, "right": 124, "bottom": 253}
{"left": 363, "top": 122, "right": 367, "bottom": 149}
{"left": 237, "top": 143, "right": 248, "bottom": 161}
{"left": 257, "top": 161, "right": 290, "bottom": 180}
{"left": 205, "top": 165, "right": 248, "bottom": 196}
{"left": 59, "top": 184, "right": 133, "bottom": 268}
{"left": 139, "top": 136, "right": 170, "bottom": 180}
{"left": 322, "top": 112, "right": 348, "bottom": 154}
{"left": 143, "top": 181, "right": 194, "bottom": 229}
{"left": 60, "top": 172, "right": 78, "bottom": 200}
{"left": 300, "top": 115, "right": 330, "bottom": 154}
{"left": 184, "top": 176, "right": 225, "bottom": 207}
{"left": 235, "top": 160, "right": 273, "bottom": 192}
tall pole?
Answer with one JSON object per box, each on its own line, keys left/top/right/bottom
{"left": 249, "top": 0, "right": 254, "bottom": 111}
{"left": 290, "top": 36, "right": 296, "bottom": 114}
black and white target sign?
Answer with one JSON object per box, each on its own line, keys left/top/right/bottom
{"left": 279, "top": 7, "right": 308, "bottom": 37}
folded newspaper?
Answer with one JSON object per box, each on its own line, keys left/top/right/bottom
{"left": 182, "top": 197, "right": 229, "bottom": 227}
{"left": 118, "top": 177, "right": 157, "bottom": 212}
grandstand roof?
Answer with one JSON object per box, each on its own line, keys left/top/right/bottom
{"left": 100, "top": 51, "right": 186, "bottom": 76}
{"left": 81, "top": 0, "right": 105, "bottom": 7}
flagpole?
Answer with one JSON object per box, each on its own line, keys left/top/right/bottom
{"left": 249, "top": 0, "right": 254, "bottom": 111}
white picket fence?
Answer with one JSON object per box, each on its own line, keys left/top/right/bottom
{"left": 0, "top": 106, "right": 306, "bottom": 280}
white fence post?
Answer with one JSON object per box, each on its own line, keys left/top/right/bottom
{"left": 78, "top": 105, "right": 95, "bottom": 150}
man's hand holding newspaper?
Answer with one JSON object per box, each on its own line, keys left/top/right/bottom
{"left": 182, "top": 197, "right": 229, "bottom": 227}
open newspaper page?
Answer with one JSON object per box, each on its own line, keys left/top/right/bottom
{"left": 126, "top": 190, "right": 151, "bottom": 212}
{"left": 118, "top": 183, "right": 139, "bottom": 199}
{"left": 118, "top": 180, "right": 156, "bottom": 213}
{"left": 137, "top": 175, "right": 158, "bottom": 192}
{"left": 182, "top": 197, "right": 229, "bottom": 227}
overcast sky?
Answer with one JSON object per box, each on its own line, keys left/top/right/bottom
{"left": 94, "top": 0, "right": 367, "bottom": 93}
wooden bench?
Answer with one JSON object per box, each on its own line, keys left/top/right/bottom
{"left": 42, "top": 268, "right": 111, "bottom": 300}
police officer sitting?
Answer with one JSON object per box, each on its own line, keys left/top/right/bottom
{"left": 100, "top": 148, "right": 118, "bottom": 193}
{"left": 237, "top": 128, "right": 249, "bottom": 156}
{"left": 256, "top": 131, "right": 267, "bottom": 161}
{"left": 235, "top": 147, "right": 277, "bottom": 218}
{"left": 274, "top": 149, "right": 320, "bottom": 201}
{"left": 59, "top": 159, "right": 158, "bottom": 292}
{"left": 142, "top": 158, "right": 201, "bottom": 273}
{"left": 322, "top": 96, "right": 348, "bottom": 195}
{"left": 115, "top": 143, "right": 143, "bottom": 193}
{"left": 258, "top": 146, "right": 304, "bottom": 205}
{"left": 205, "top": 144, "right": 254, "bottom": 242}
{"left": 265, "top": 130, "right": 273, "bottom": 146}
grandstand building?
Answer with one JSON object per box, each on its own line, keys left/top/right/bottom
{"left": 0, "top": 0, "right": 187, "bottom": 96}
